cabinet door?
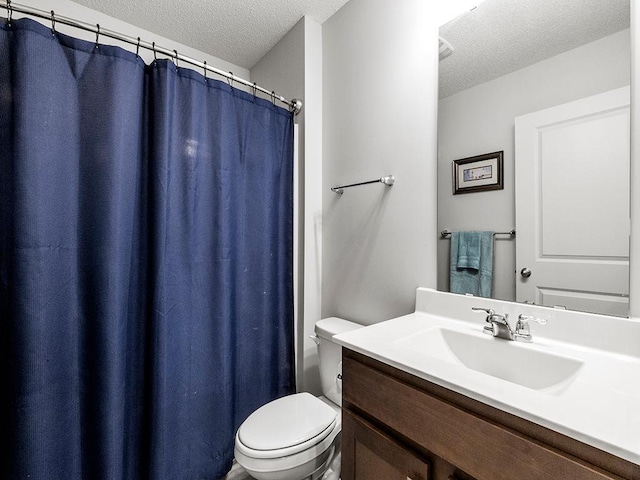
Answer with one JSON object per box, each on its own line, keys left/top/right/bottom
{"left": 342, "top": 410, "right": 430, "bottom": 480}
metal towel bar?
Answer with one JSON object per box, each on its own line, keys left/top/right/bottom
{"left": 440, "top": 229, "right": 516, "bottom": 239}
{"left": 331, "top": 175, "right": 394, "bottom": 195}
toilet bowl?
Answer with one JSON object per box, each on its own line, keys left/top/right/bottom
{"left": 234, "top": 317, "right": 362, "bottom": 480}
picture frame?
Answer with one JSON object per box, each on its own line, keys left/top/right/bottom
{"left": 452, "top": 151, "right": 504, "bottom": 195}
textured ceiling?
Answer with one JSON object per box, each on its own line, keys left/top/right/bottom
{"left": 70, "top": 0, "right": 350, "bottom": 69}
{"left": 439, "top": 0, "right": 630, "bottom": 98}
{"left": 68, "top": 0, "right": 630, "bottom": 91}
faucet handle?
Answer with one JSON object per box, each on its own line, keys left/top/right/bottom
{"left": 516, "top": 314, "right": 547, "bottom": 326}
{"left": 473, "top": 307, "right": 499, "bottom": 336}
{"left": 515, "top": 314, "right": 547, "bottom": 340}
{"left": 472, "top": 307, "right": 495, "bottom": 317}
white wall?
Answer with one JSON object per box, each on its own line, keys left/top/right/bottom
{"left": 322, "top": 0, "right": 439, "bottom": 325}
{"left": 14, "top": 0, "right": 248, "bottom": 78}
{"left": 251, "top": 18, "right": 324, "bottom": 395}
{"left": 437, "top": 29, "right": 631, "bottom": 302}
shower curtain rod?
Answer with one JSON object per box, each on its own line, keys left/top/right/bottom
{"left": 0, "top": 1, "right": 303, "bottom": 115}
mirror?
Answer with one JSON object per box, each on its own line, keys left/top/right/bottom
{"left": 436, "top": 0, "right": 631, "bottom": 316}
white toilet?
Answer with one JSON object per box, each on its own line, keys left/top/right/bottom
{"left": 234, "top": 317, "right": 362, "bottom": 480}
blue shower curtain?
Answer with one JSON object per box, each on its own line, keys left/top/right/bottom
{"left": 0, "top": 18, "right": 294, "bottom": 480}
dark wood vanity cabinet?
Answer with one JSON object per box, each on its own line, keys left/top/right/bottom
{"left": 341, "top": 349, "right": 640, "bottom": 480}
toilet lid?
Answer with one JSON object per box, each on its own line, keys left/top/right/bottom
{"left": 237, "top": 392, "right": 337, "bottom": 452}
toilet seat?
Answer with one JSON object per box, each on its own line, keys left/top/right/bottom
{"left": 235, "top": 421, "right": 340, "bottom": 477}
{"left": 236, "top": 393, "right": 338, "bottom": 459}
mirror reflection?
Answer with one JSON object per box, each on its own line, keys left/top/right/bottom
{"left": 436, "top": 0, "right": 631, "bottom": 316}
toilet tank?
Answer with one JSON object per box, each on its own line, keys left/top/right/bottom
{"left": 314, "top": 317, "right": 363, "bottom": 406}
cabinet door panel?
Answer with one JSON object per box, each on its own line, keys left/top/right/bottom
{"left": 342, "top": 409, "right": 430, "bottom": 480}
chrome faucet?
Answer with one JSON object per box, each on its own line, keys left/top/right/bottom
{"left": 472, "top": 308, "right": 546, "bottom": 342}
{"left": 472, "top": 307, "right": 514, "bottom": 340}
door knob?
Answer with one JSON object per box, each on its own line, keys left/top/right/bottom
{"left": 520, "top": 267, "right": 532, "bottom": 278}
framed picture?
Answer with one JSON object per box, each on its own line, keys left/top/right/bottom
{"left": 452, "top": 151, "right": 504, "bottom": 195}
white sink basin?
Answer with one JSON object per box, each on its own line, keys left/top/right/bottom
{"left": 396, "top": 327, "right": 584, "bottom": 392}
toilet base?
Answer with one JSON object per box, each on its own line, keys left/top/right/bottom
{"left": 238, "top": 435, "right": 341, "bottom": 480}
{"left": 242, "top": 445, "right": 333, "bottom": 480}
{"left": 317, "top": 449, "right": 340, "bottom": 480}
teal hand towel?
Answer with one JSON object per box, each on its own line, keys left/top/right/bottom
{"left": 456, "top": 231, "right": 482, "bottom": 270}
{"left": 450, "top": 231, "right": 494, "bottom": 297}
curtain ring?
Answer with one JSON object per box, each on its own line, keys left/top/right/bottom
{"left": 7, "top": 0, "right": 13, "bottom": 26}
{"left": 270, "top": 91, "right": 276, "bottom": 106}
{"left": 50, "top": 10, "right": 56, "bottom": 34}
{"left": 203, "top": 61, "right": 207, "bottom": 79}
{"left": 174, "top": 49, "right": 178, "bottom": 67}
{"left": 152, "top": 41, "right": 157, "bottom": 61}
{"left": 252, "top": 82, "right": 257, "bottom": 98}
{"left": 95, "top": 24, "right": 100, "bottom": 49}
{"left": 227, "top": 72, "right": 234, "bottom": 87}
{"left": 136, "top": 37, "right": 141, "bottom": 56}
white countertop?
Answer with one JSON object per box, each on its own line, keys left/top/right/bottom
{"left": 334, "top": 306, "right": 640, "bottom": 465}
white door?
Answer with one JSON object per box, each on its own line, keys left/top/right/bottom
{"left": 515, "top": 87, "right": 630, "bottom": 316}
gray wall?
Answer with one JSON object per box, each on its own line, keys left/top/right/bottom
{"left": 322, "top": 0, "right": 439, "bottom": 324}
{"left": 437, "top": 29, "right": 631, "bottom": 301}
